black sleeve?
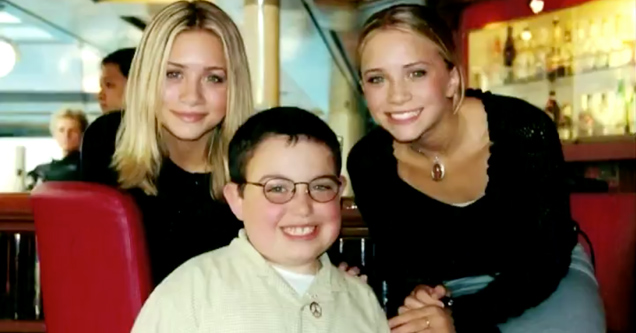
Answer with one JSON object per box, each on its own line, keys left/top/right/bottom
{"left": 450, "top": 103, "right": 577, "bottom": 331}
{"left": 346, "top": 130, "right": 392, "bottom": 235}
{"left": 80, "top": 112, "right": 122, "bottom": 186}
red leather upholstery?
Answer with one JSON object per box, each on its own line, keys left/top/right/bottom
{"left": 571, "top": 193, "right": 636, "bottom": 333}
{"left": 31, "top": 181, "right": 152, "bottom": 333}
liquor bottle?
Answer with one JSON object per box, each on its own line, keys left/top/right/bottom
{"left": 625, "top": 84, "right": 636, "bottom": 135}
{"left": 503, "top": 26, "right": 516, "bottom": 67}
{"left": 547, "top": 18, "right": 563, "bottom": 80}
{"left": 561, "top": 24, "right": 574, "bottom": 76}
{"left": 594, "top": 18, "right": 611, "bottom": 69}
{"left": 578, "top": 94, "right": 594, "bottom": 137}
{"left": 503, "top": 26, "right": 516, "bottom": 83}
{"left": 545, "top": 91, "right": 561, "bottom": 125}
{"left": 585, "top": 19, "right": 600, "bottom": 71}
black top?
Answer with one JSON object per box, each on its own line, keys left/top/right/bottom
{"left": 27, "top": 150, "right": 82, "bottom": 189}
{"left": 80, "top": 111, "right": 242, "bottom": 286}
{"left": 347, "top": 90, "right": 577, "bottom": 332}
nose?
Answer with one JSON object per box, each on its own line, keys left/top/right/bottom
{"left": 97, "top": 89, "right": 105, "bottom": 102}
{"left": 290, "top": 184, "right": 313, "bottom": 217}
{"left": 388, "top": 79, "right": 412, "bottom": 105}
{"left": 179, "top": 76, "right": 203, "bottom": 106}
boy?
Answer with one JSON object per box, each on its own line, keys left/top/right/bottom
{"left": 131, "top": 107, "right": 390, "bottom": 332}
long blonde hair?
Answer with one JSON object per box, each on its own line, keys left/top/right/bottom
{"left": 357, "top": 4, "right": 465, "bottom": 111}
{"left": 112, "top": 0, "right": 253, "bottom": 200}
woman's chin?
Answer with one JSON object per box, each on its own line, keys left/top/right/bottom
{"left": 387, "top": 128, "right": 424, "bottom": 144}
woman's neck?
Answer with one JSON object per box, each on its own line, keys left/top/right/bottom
{"left": 412, "top": 108, "right": 464, "bottom": 159}
{"left": 162, "top": 130, "right": 211, "bottom": 174}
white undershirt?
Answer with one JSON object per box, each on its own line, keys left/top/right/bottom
{"left": 273, "top": 266, "right": 316, "bottom": 295}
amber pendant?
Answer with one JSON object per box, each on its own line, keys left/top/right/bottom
{"left": 431, "top": 156, "right": 445, "bottom": 181}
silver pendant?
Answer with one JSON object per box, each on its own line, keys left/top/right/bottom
{"left": 431, "top": 156, "right": 445, "bottom": 181}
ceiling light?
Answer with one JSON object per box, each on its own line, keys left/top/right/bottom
{"left": 0, "top": 11, "right": 20, "bottom": 24}
{"left": 529, "top": 0, "right": 544, "bottom": 14}
{"left": 0, "top": 37, "right": 17, "bottom": 78}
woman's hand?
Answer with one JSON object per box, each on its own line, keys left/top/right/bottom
{"left": 337, "top": 262, "right": 368, "bottom": 283}
{"left": 389, "top": 305, "right": 455, "bottom": 333}
{"left": 388, "top": 285, "right": 455, "bottom": 333}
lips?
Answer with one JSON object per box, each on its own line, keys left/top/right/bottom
{"left": 386, "top": 108, "right": 422, "bottom": 124}
{"left": 171, "top": 110, "right": 207, "bottom": 123}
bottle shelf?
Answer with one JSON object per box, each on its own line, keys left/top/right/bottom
{"left": 487, "top": 62, "right": 635, "bottom": 92}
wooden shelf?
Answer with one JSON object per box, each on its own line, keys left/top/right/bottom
{"left": 0, "top": 193, "right": 34, "bottom": 232}
{"left": 0, "top": 320, "right": 45, "bottom": 333}
{"left": 563, "top": 137, "right": 636, "bottom": 162}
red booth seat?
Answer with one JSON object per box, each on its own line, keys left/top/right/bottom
{"left": 571, "top": 193, "right": 636, "bottom": 333}
{"left": 31, "top": 181, "right": 152, "bottom": 333}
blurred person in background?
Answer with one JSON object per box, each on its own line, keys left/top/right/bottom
{"left": 98, "top": 47, "right": 136, "bottom": 113}
{"left": 27, "top": 108, "right": 88, "bottom": 189}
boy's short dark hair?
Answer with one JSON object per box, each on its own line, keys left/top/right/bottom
{"left": 102, "top": 48, "right": 136, "bottom": 78}
{"left": 228, "top": 106, "right": 342, "bottom": 185}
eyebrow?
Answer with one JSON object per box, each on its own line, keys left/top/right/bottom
{"left": 167, "top": 61, "right": 226, "bottom": 72}
{"left": 362, "top": 61, "right": 430, "bottom": 76}
{"left": 257, "top": 174, "right": 338, "bottom": 183}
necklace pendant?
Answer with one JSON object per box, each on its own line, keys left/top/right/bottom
{"left": 431, "top": 156, "right": 445, "bottom": 181}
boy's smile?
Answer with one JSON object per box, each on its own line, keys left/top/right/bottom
{"left": 224, "top": 135, "right": 346, "bottom": 275}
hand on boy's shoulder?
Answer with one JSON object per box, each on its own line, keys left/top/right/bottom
{"left": 338, "top": 262, "right": 368, "bottom": 284}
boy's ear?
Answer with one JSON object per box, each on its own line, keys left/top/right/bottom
{"left": 223, "top": 183, "right": 244, "bottom": 221}
{"left": 338, "top": 175, "right": 348, "bottom": 197}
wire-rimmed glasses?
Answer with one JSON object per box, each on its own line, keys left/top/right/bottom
{"left": 244, "top": 176, "right": 341, "bottom": 204}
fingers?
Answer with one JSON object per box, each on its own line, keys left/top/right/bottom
{"left": 389, "top": 306, "right": 455, "bottom": 333}
{"left": 337, "top": 262, "right": 367, "bottom": 283}
{"left": 433, "top": 285, "right": 449, "bottom": 298}
{"left": 404, "top": 295, "right": 435, "bottom": 310}
{"left": 337, "top": 262, "right": 348, "bottom": 271}
{"left": 346, "top": 266, "right": 361, "bottom": 276}
{"left": 410, "top": 287, "right": 445, "bottom": 308}
{"left": 411, "top": 285, "right": 436, "bottom": 296}
{"left": 337, "top": 262, "right": 360, "bottom": 276}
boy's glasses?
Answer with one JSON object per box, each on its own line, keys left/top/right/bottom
{"left": 244, "top": 176, "right": 341, "bottom": 204}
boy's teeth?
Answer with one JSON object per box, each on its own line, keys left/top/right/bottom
{"left": 390, "top": 110, "right": 420, "bottom": 120}
{"left": 283, "top": 226, "right": 316, "bottom": 236}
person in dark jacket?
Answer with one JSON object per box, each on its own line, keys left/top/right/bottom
{"left": 27, "top": 108, "right": 88, "bottom": 189}
{"left": 97, "top": 47, "right": 135, "bottom": 114}
{"left": 347, "top": 4, "right": 604, "bottom": 333}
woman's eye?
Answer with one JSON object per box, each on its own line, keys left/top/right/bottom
{"left": 410, "top": 70, "right": 427, "bottom": 78}
{"left": 207, "top": 75, "right": 225, "bottom": 83}
{"left": 166, "top": 71, "right": 182, "bottom": 79}
{"left": 366, "top": 76, "right": 384, "bottom": 84}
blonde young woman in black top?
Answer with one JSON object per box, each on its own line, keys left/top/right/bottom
{"left": 347, "top": 4, "right": 604, "bottom": 333}
{"left": 81, "top": 1, "right": 253, "bottom": 286}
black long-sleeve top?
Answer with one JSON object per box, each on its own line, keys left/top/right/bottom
{"left": 80, "top": 111, "right": 241, "bottom": 286}
{"left": 347, "top": 90, "right": 578, "bottom": 332}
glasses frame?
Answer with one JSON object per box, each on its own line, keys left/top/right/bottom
{"left": 244, "top": 176, "right": 342, "bottom": 204}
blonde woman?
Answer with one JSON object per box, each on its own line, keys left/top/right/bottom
{"left": 27, "top": 108, "right": 88, "bottom": 188}
{"left": 80, "top": 0, "right": 254, "bottom": 286}
{"left": 347, "top": 4, "right": 604, "bottom": 333}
